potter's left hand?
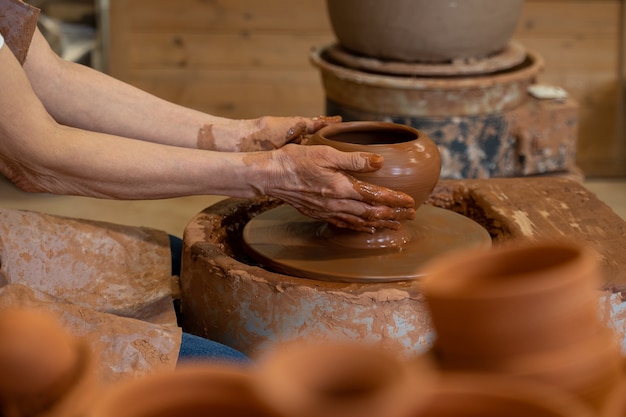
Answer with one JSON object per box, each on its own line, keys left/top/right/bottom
{"left": 198, "top": 115, "right": 342, "bottom": 152}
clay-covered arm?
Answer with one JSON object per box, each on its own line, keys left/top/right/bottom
{"left": 22, "top": 29, "right": 338, "bottom": 152}
{"left": 1, "top": 41, "right": 415, "bottom": 232}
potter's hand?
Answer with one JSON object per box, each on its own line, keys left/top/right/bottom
{"left": 250, "top": 144, "right": 416, "bottom": 233}
{"left": 198, "top": 115, "right": 342, "bottom": 152}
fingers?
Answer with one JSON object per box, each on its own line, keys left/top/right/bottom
{"left": 286, "top": 116, "right": 342, "bottom": 144}
{"left": 295, "top": 201, "right": 415, "bottom": 234}
{"left": 351, "top": 177, "right": 416, "bottom": 209}
{"left": 267, "top": 144, "right": 417, "bottom": 233}
{"left": 306, "top": 115, "right": 342, "bottom": 133}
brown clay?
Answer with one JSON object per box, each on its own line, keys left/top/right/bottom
{"left": 325, "top": 0, "right": 524, "bottom": 62}
{"left": 0, "top": 0, "right": 40, "bottom": 64}
{"left": 253, "top": 340, "right": 435, "bottom": 417}
{"left": 420, "top": 240, "right": 623, "bottom": 411}
{"left": 88, "top": 364, "right": 278, "bottom": 417}
{"left": 306, "top": 121, "right": 441, "bottom": 208}
{"left": 601, "top": 374, "right": 626, "bottom": 417}
{"left": 421, "top": 241, "right": 604, "bottom": 357}
{"left": 0, "top": 308, "right": 98, "bottom": 417}
{"left": 242, "top": 121, "right": 490, "bottom": 282}
{"left": 411, "top": 372, "right": 594, "bottom": 417}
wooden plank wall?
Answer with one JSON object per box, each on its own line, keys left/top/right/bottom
{"left": 107, "top": 0, "right": 334, "bottom": 118}
{"left": 514, "top": 0, "right": 625, "bottom": 176}
{"left": 106, "top": 0, "right": 625, "bottom": 177}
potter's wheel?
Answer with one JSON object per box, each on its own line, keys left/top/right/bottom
{"left": 243, "top": 204, "right": 491, "bottom": 283}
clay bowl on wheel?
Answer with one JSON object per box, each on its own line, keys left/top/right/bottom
{"left": 306, "top": 121, "right": 441, "bottom": 210}
{"left": 242, "top": 121, "right": 490, "bottom": 282}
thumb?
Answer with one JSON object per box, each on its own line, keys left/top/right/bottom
{"left": 344, "top": 152, "right": 384, "bottom": 173}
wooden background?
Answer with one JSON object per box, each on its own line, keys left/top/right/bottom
{"left": 104, "top": 0, "right": 626, "bottom": 177}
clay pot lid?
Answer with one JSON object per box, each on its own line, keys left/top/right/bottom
{"left": 242, "top": 204, "right": 491, "bottom": 283}
{"left": 324, "top": 41, "right": 527, "bottom": 76}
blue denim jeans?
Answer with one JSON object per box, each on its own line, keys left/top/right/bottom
{"left": 169, "top": 235, "right": 249, "bottom": 364}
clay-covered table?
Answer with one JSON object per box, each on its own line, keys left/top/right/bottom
{"left": 180, "top": 177, "right": 626, "bottom": 358}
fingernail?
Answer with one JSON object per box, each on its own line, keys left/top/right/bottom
{"left": 368, "top": 154, "right": 383, "bottom": 166}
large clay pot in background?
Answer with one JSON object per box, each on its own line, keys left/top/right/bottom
{"left": 326, "top": 0, "right": 525, "bottom": 62}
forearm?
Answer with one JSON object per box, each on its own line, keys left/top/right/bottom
{"left": 2, "top": 42, "right": 257, "bottom": 199}
{"left": 23, "top": 29, "right": 227, "bottom": 149}
{"left": 11, "top": 125, "right": 258, "bottom": 200}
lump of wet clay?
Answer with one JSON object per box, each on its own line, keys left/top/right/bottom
{"left": 0, "top": 308, "right": 80, "bottom": 415}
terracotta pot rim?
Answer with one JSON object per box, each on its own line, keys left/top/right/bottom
{"left": 310, "top": 45, "right": 545, "bottom": 91}
{"left": 254, "top": 341, "right": 431, "bottom": 417}
{"left": 89, "top": 365, "right": 259, "bottom": 417}
{"left": 420, "top": 241, "right": 598, "bottom": 300}
{"left": 315, "top": 121, "right": 422, "bottom": 146}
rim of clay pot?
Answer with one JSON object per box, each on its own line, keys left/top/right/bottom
{"left": 254, "top": 340, "right": 434, "bottom": 417}
{"left": 417, "top": 372, "right": 595, "bottom": 417}
{"left": 89, "top": 365, "right": 275, "bottom": 417}
{"left": 420, "top": 240, "right": 599, "bottom": 300}
{"left": 312, "top": 120, "right": 422, "bottom": 148}
{"left": 310, "top": 45, "right": 545, "bottom": 90}
{"left": 325, "top": 41, "right": 529, "bottom": 77}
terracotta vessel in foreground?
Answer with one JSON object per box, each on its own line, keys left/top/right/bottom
{"left": 253, "top": 340, "right": 435, "bottom": 417}
{"left": 421, "top": 240, "right": 604, "bottom": 359}
{"left": 420, "top": 240, "right": 623, "bottom": 410}
{"left": 88, "top": 364, "right": 278, "bottom": 417}
{"left": 411, "top": 372, "right": 594, "bottom": 417}
{"left": 0, "top": 308, "right": 98, "bottom": 417}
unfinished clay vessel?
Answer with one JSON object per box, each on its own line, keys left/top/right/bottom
{"left": 242, "top": 121, "right": 490, "bottom": 282}
{"left": 302, "top": 121, "right": 442, "bottom": 251}
{"left": 411, "top": 373, "right": 594, "bottom": 417}
{"left": 88, "top": 364, "right": 278, "bottom": 417}
{"left": 306, "top": 121, "right": 441, "bottom": 209}
{"left": 326, "top": 0, "right": 524, "bottom": 62}
{"left": 254, "top": 340, "right": 435, "bottom": 417}
{"left": 0, "top": 308, "right": 98, "bottom": 417}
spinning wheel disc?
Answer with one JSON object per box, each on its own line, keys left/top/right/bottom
{"left": 242, "top": 204, "right": 491, "bottom": 283}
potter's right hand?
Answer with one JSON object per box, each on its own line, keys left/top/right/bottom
{"left": 247, "top": 144, "right": 416, "bottom": 233}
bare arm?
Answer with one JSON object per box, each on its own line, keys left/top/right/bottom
{"left": 1, "top": 39, "right": 415, "bottom": 231}
{"left": 23, "top": 29, "right": 336, "bottom": 152}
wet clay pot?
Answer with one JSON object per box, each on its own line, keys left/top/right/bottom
{"left": 411, "top": 373, "right": 594, "bottom": 417}
{"left": 326, "top": 0, "right": 525, "bottom": 62}
{"left": 306, "top": 121, "right": 441, "bottom": 209}
{"left": 254, "top": 340, "right": 436, "bottom": 417}
{"left": 88, "top": 364, "right": 278, "bottom": 417}
{"left": 0, "top": 308, "right": 98, "bottom": 417}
